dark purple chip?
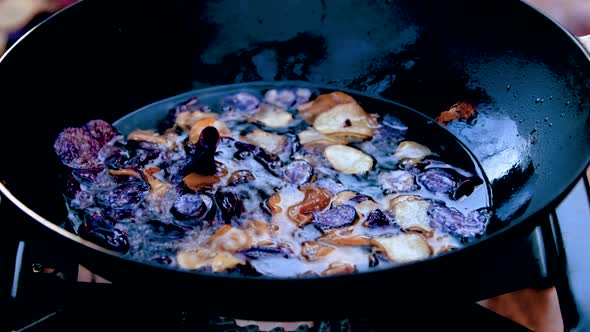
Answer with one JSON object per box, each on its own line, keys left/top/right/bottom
{"left": 215, "top": 190, "right": 244, "bottom": 223}
{"left": 253, "top": 149, "right": 282, "bottom": 176}
{"left": 84, "top": 120, "right": 120, "bottom": 146}
{"left": 428, "top": 203, "right": 464, "bottom": 235}
{"left": 373, "top": 114, "right": 407, "bottom": 140}
{"left": 84, "top": 210, "right": 115, "bottom": 227}
{"left": 95, "top": 180, "right": 149, "bottom": 210}
{"left": 240, "top": 246, "right": 294, "bottom": 259}
{"left": 349, "top": 195, "right": 372, "bottom": 204}
{"left": 54, "top": 127, "right": 103, "bottom": 169}
{"left": 363, "top": 209, "right": 392, "bottom": 228}
{"left": 171, "top": 194, "right": 208, "bottom": 220}
{"left": 100, "top": 145, "right": 129, "bottom": 170}
{"left": 124, "top": 141, "right": 162, "bottom": 169}
{"left": 233, "top": 140, "right": 259, "bottom": 159}
{"left": 418, "top": 168, "right": 458, "bottom": 195}
{"left": 264, "top": 89, "right": 297, "bottom": 109}
{"left": 460, "top": 208, "right": 491, "bottom": 237}
{"left": 428, "top": 203, "right": 489, "bottom": 237}
{"left": 233, "top": 140, "right": 282, "bottom": 177}
{"left": 313, "top": 205, "right": 357, "bottom": 231}
{"left": 78, "top": 221, "right": 130, "bottom": 253}
{"left": 228, "top": 170, "right": 256, "bottom": 186}
{"left": 78, "top": 210, "right": 129, "bottom": 253}
{"left": 283, "top": 160, "right": 313, "bottom": 185}
{"left": 72, "top": 168, "right": 116, "bottom": 190}
{"left": 187, "top": 127, "right": 220, "bottom": 176}
{"left": 221, "top": 92, "right": 260, "bottom": 112}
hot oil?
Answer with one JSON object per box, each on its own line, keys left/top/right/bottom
{"left": 108, "top": 82, "right": 492, "bottom": 276}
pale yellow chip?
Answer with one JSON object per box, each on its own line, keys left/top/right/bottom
{"left": 390, "top": 195, "right": 432, "bottom": 234}
{"left": 393, "top": 141, "right": 432, "bottom": 161}
{"left": 297, "top": 128, "right": 349, "bottom": 148}
{"left": 243, "top": 130, "right": 286, "bottom": 154}
{"left": 324, "top": 145, "right": 374, "bottom": 174}
{"left": 372, "top": 233, "right": 432, "bottom": 263}
{"left": 313, "top": 103, "right": 375, "bottom": 139}
{"left": 252, "top": 105, "right": 293, "bottom": 128}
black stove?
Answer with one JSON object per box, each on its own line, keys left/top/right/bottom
{"left": 2, "top": 177, "right": 589, "bottom": 332}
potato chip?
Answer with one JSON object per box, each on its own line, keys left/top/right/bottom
{"left": 252, "top": 104, "right": 294, "bottom": 128}
{"left": 313, "top": 103, "right": 375, "bottom": 139}
{"left": 244, "top": 129, "right": 287, "bottom": 154}
{"left": 372, "top": 233, "right": 432, "bottom": 263}
{"left": 324, "top": 145, "right": 374, "bottom": 174}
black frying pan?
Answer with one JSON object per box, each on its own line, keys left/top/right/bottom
{"left": 0, "top": 0, "right": 589, "bottom": 320}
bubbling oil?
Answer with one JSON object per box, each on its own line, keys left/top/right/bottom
{"left": 90, "top": 82, "right": 493, "bottom": 277}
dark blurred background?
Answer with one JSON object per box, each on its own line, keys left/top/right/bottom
{"left": 1, "top": 0, "right": 590, "bottom": 56}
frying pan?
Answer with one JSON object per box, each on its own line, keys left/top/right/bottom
{"left": 0, "top": 0, "right": 589, "bottom": 320}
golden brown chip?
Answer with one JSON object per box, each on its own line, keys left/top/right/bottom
{"left": 267, "top": 193, "right": 283, "bottom": 214}
{"left": 128, "top": 129, "right": 170, "bottom": 146}
{"left": 435, "top": 101, "right": 476, "bottom": 126}
{"left": 287, "top": 185, "right": 332, "bottom": 226}
{"left": 320, "top": 261, "right": 356, "bottom": 276}
{"left": 182, "top": 173, "right": 220, "bottom": 191}
{"left": 108, "top": 169, "right": 142, "bottom": 179}
{"left": 319, "top": 234, "right": 372, "bottom": 246}
{"left": 301, "top": 241, "right": 335, "bottom": 261}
